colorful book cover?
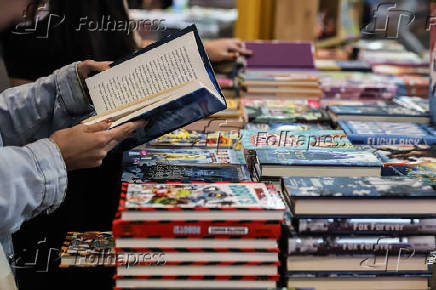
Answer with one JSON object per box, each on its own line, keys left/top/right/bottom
{"left": 394, "top": 96, "right": 429, "bottom": 113}
{"left": 59, "top": 231, "right": 115, "bottom": 267}
{"left": 148, "top": 129, "right": 240, "bottom": 149}
{"left": 241, "top": 130, "right": 354, "bottom": 150}
{"left": 122, "top": 148, "right": 246, "bottom": 167}
{"left": 119, "top": 183, "right": 285, "bottom": 211}
{"left": 241, "top": 98, "right": 329, "bottom": 123}
{"left": 256, "top": 149, "right": 382, "bottom": 167}
{"left": 392, "top": 163, "right": 436, "bottom": 186}
{"left": 122, "top": 163, "right": 251, "bottom": 183}
{"left": 329, "top": 105, "right": 429, "bottom": 118}
{"left": 283, "top": 176, "right": 435, "bottom": 198}
{"left": 363, "top": 145, "right": 436, "bottom": 165}
{"left": 339, "top": 121, "right": 436, "bottom": 145}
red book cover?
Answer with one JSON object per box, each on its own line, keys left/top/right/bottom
{"left": 112, "top": 220, "right": 281, "bottom": 239}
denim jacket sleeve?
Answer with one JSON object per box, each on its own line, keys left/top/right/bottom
{"left": 0, "top": 62, "right": 95, "bottom": 235}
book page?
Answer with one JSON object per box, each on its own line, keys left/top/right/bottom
{"left": 85, "top": 31, "right": 219, "bottom": 114}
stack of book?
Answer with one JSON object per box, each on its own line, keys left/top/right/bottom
{"left": 282, "top": 176, "right": 436, "bottom": 290}
{"left": 238, "top": 42, "right": 323, "bottom": 100}
{"left": 112, "top": 182, "right": 285, "bottom": 289}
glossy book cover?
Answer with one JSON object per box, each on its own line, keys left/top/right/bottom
{"left": 339, "top": 121, "right": 436, "bottom": 145}
{"left": 123, "top": 148, "right": 246, "bottom": 166}
{"left": 241, "top": 130, "right": 353, "bottom": 150}
{"left": 119, "top": 183, "right": 285, "bottom": 210}
{"left": 122, "top": 163, "right": 251, "bottom": 183}
{"left": 283, "top": 176, "right": 435, "bottom": 198}
{"left": 329, "top": 105, "right": 429, "bottom": 117}
{"left": 256, "top": 149, "right": 382, "bottom": 167}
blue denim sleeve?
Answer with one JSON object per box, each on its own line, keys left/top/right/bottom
{"left": 0, "top": 138, "right": 66, "bottom": 235}
{"left": 0, "top": 62, "right": 95, "bottom": 146}
{"left": 0, "top": 61, "right": 95, "bottom": 235}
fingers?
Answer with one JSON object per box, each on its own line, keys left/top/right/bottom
{"left": 84, "top": 120, "right": 112, "bottom": 133}
{"left": 108, "top": 120, "right": 148, "bottom": 142}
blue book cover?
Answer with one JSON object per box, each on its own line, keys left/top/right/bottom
{"left": 241, "top": 130, "right": 354, "bottom": 150}
{"left": 283, "top": 177, "right": 435, "bottom": 198}
{"left": 256, "top": 149, "right": 382, "bottom": 167}
{"left": 330, "top": 105, "right": 429, "bottom": 117}
{"left": 392, "top": 163, "right": 436, "bottom": 186}
{"left": 122, "top": 163, "right": 252, "bottom": 183}
{"left": 339, "top": 121, "right": 436, "bottom": 145}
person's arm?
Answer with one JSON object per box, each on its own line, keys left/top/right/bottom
{"left": 0, "top": 60, "right": 110, "bottom": 146}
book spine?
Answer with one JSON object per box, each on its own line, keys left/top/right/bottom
{"left": 298, "top": 221, "right": 436, "bottom": 235}
{"left": 112, "top": 220, "right": 281, "bottom": 239}
{"left": 288, "top": 238, "right": 434, "bottom": 255}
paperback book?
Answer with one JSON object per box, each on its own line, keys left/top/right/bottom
{"left": 81, "top": 25, "right": 227, "bottom": 147}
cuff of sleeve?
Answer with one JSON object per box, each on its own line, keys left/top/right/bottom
{"left": 55, "top": 62, "right": 95, "bottom": 117}
{"left": 26, "top": 139, "right": 67, "bottom": 214}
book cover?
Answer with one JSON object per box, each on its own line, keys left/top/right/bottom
{"left": 339, "top": 121, "right": 436, "bottom": 145}
{"left": 59, "top": 231, "right": 115, "bottom": 267}
{"left": 244, "top": 42, "right": 315, "bottom": 70}
{"left": 241, "top": 98, "right": 329, "bottom": 123}
{"left": 329, "top": 105, "right": 429, "bottom": 118}
{"left": 241, "top": 130, "right": 353, "bottom": 150}
{"left": 122, "top": 148, "right": 246, "bottom": 166}
{"left": 283, "top": 176, "right": 435, "bottom": 198}
{"left": 118, "top": 183, "right": 285, "bottom": 211}
{"left": 148, "top": 129, "right": 240, "bottom": 149}
{"left": 256, "top": 149, "right": 382, "bottom": 167}
{"left": 392, "top": 163, "right": 436, "bottom": 186}
{"left": 83, "top": 25, "right": 227, "bottom": 149}
{"left": 288, "top": 236, "right": 435, "bottom": 255}
{"left": 368, "top": 145, "right": 436, "bottom": 165}
{"left": 122, "top": 163, "right": 251, "bottom": 183}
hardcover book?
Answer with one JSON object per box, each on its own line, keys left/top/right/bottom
{"left": 241, "top": 98, "right": 329, "bottom": 124}
{"left": 59, "top": 231, "right": 115, "bottom": 267}
{"left": 392, "top": 163, "right": 436, "bottom": 186}
{"left": 329, "top": 105, "right": 430, "bottom": 123}
{"left": 245, "top": 123, "right": 330, "bottom": 131}
{"left": 118, "top": 183, "right": 285, "bottom": 221}
{"left": 241, "top": 130, "right": 353, "bottom": 151}
{"left": 148, "top": 129, "right": 240, "bottom": 149}
{"left": 122, "top": 163, "right": 251, "bottom": 183}
{"left": 122, "top": 148, "right": 246, "bottom": 167}
{"left": 255, "top": 149, "right": 382, "bottom": 177}
{"left": 283, "top": 176, "right": 436, "bottom": 217}
{"left": 365, "top": 145, "right": 436, "bottom": 165}
{"left": 81, "top": 25, "right": 226, "bottom": 146}
{"left": 339, "top": 121, "right": 436, "bottom": 145}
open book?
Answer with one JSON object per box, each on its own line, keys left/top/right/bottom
{"left": 82, "top": 25, "right": 226, "bottom": 146}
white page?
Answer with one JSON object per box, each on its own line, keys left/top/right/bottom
{"left": 85, "top": 31, "right": 220, "bottom": 114}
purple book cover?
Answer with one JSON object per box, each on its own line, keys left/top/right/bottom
{"left": 244, "top": 42, "right": 315, "bottom": 70}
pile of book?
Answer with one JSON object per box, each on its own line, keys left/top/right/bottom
{"left": 238, "top": 42, "right": 323, "bottom": 100}
{"left": 112, "top": 182, "right": 285, "bottom": 289}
